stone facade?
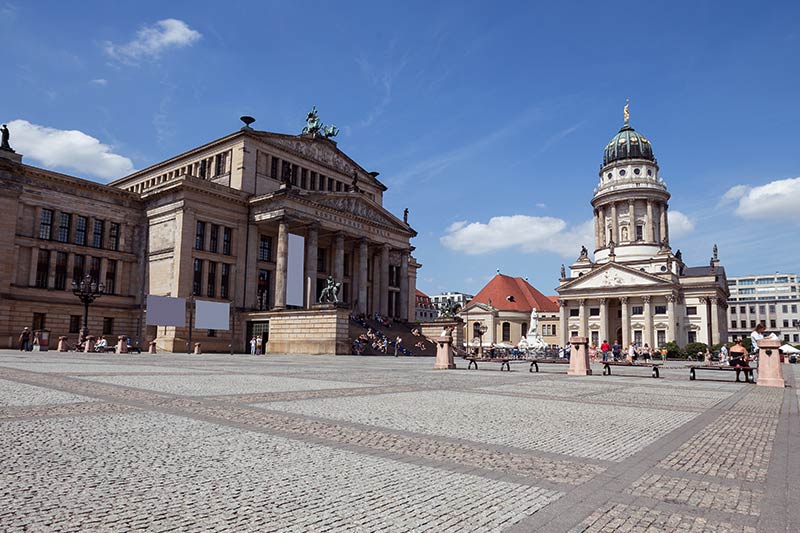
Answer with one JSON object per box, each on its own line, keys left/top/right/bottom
{"left": 0, "top": 122, "right": 419, "bottom": 354}
{"left": 556, "top": 112, "right": 728, "bottom": 349}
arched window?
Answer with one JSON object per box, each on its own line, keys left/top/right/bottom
{"left": 502, "top": 322, "right": 511, "bottom": 342}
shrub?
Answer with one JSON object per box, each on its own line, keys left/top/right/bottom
{"left": 660, "top": 341, "right": 681, "bottom": 359}
{"left": 684, "top": 342, "right": 709, "bottom": 357}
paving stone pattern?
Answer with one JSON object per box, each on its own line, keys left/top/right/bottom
{"left": 0, "top": 351, "right": 795, "bottom": 532}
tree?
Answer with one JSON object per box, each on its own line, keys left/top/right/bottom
{"left": 684, "top": 342, "right": 709, "bottom": 358}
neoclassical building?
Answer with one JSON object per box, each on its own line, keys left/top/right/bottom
{"left": 0, "top": 111, "right": 419, "bottom": 353}
{"left": 556, "top": 107, "right": 728, "bottom": 349}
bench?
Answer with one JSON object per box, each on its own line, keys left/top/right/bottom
{"left": 602, "top": 361, "right": 662, "bottom": 378}
{"left": 529, "top": 358, "right": 571, "bottom": 373}
{"left": 687, "top": 365, "right": 755, "bottom": 383}
{"left": 465, "top": 357, "right": 527, "bottom": 371}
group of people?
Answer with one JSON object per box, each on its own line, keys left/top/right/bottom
{"left": 248, "top": 335, "right": 264, "bottom": 355}
{"left": 352, "top": 327, "right": 410, "bottom": 356}
{"left": 586, "top": 340, "right": 664, "bottom": 363}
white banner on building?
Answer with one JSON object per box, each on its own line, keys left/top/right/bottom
{"left": 286, "top": 233, "right": 305, "bottom": 307}
{"left": 145, "top": 295, "right": 186, "bottom": 327}
{"left": 195, "top": 300, "right": 230, "bottom": 330}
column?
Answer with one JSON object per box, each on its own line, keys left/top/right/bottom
{"left": 599, "top": 297, "right": 608, "bottom": 343}
{"left": 667, "top": 294, "right": 677, "bottom": 343}
{"left": 28, "top": 247, "right": 39, "bottom": 286}
{"left": 620, "top": 296, "right": 630, "bottom": 347}
{"left": 579, "top": 299, "right": 588, "bottom": 337}
{"left": 593, "top": 211, "right": 600, "bottom": 248}
{"left": 115, "top": 261, "right": 124, "bottom": 297}
{"left": 628, "top": 199, "right": 635, "bottom": 240}
{"left": 99, "top": 258, "right": 109, "bottom": 290}
{"left": 660, "top": 203, "right": 668, "bottom": 243}
{"left": 47, "top": 250, "right": 57, "bottom": 288}
{"left": 380, "top": 244, "right": 390, "bottom": 317}
{"left": 215, "top": 262, "right": 223, "bottom": 301}
{"left": 333, "top": 232, "right": 344, "bottom": 282}
{"left": 399, "top": 249, "right": 409, "bottom": 322}
{"left": 559, "top": 299, "right": 568, "bottom": 347}
{"left": 611, "top": 202, "right": 619, "bottom": 243}
{"left": 710, "top": 296, "right": 720, "bottom": 345}
{"left": 274, "top": 219, "right": 288, "bottom": 309}
{"left": 66, "top": 253, "right": 75, "bottom": 288}
{"left": 600, "top": 207, "right": 607, "bottom": 246}
{"left": 305, "top": 225, "right": 318, "bottom": 307}
{"left": 358, "top": 239, "right": 368, "bottom": 314}
{"left": 643, "top": 295, "right": 653, "bottom": 348}
{"left": 198, "top": 259, "right": 207, "bottom": 297}
{"left": 647, "top": 201, "right": 656, "bottom": 242}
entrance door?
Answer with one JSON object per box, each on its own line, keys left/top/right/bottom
{"left": 246, "top": 321, "right": 269, "bottom": 354}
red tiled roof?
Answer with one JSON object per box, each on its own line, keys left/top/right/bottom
{"left": 464, "top": 274, "right": 558, "bottom": 312}
{"left": 547, "top": 296, "right": 559, "bottom": 304}
{"left": 415, "top": 289, "right": 429, "bottom": 298}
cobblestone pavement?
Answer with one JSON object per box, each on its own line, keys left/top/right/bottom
{"left": 0, "top": 351, "right": 797, "bottom": 532}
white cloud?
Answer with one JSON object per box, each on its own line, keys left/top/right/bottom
{"left": 440, "top": 215, "right": 593, "bottom": 257}
{"left": 90, "top": 78, "right": 108, "bottom": 86}
{"left": 105, "top": 19, "right": 201, "bottom": 62}
{"left": 722, "top": 177, "right": 800, "bottom": 220}
{"left": 7, "top": 119, "right": 134, "bottom": 181}
{"left": 667, "top": 210, "right": 695, "bottom": 239}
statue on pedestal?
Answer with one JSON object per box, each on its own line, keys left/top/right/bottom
{"left": 403, "top": 208, "right": 409, "bottom": 224}
{"left": 560, "top": 264, "right": 566, "bottom": 279}
{"left": 318, "top": 276, "right": 342, "bottom": 304}
{"left": 524, "top": 307, "right": 548, "bottom": 353}
{"left": 1, "top": 124, "right": 13, "bottom": 152}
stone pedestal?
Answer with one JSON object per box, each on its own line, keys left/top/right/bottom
{"left": 757, "top": 339, "right": 785, "bottom": 388}
{"left": 149, "top": 341, "right": 157, "bottom": 354}
{"left": 193, "top": 342, "right": 202, "bottom": 355}
{"left": 84, "top": 336, "right": 96, "bottom": 353}
{"left": 568, "top": 336, "right": 591, "bottom": 376}
{"left": 116, "top": 336, "right": 128, "bottom": 354}
{"left": 57, "top": 337, "right": 69, "bottom": 352}
{"left": 421, "top": 318, "right": 464, "bottom": 355}
{"left": 434, "top": 336, "right": 456, "bottom": 370}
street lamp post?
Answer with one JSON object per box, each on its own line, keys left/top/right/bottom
{"left": 72, "top": 274, "right": 105, "bottom": 343}
{"left": 478, "top": 324, "right": 488, "bottom": 356}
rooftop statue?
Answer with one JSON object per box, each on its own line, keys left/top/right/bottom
{"left": 712, "top": 244, "right": 718, "bottom": 261}
{"left": 579, "top": 245, "right": 588, "bottom": 259}
{"left": 623, "top": 98, "right": 630, "bottom": 126}
{"left": 403, "top": 207, "right": 409, "bottom": 224}
{"left": 560, "top": 264, "right": 566, "bottom": 279}
{"left": 1, "top": 124, "right": 13, "bottom": 152}
{"left": 301, "top": 106, "right": 339, "bottom": 139}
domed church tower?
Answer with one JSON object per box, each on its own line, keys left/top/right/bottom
{"left": 592, "top": 100, "right": 671, "bottom": 264}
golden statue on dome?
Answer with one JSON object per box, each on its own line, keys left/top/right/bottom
{"left": 623, "top": 98, "right": 630, "bottom": 126}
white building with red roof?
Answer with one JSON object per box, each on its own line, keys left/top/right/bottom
{"left": 459, "top": 273, "right": 560, "bottom": 348}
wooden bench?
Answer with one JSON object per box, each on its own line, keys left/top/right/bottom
{"left": 602, "top": 361, "right": 663, "bottom": 378}
{"left": 687, "top": 365, "right": 755, "bottom": 383}
{"left": 529, "top": 358, "right": 571, "bottom": 373}
{"left": 465, "top": 357, "right": 527, "bottom": 371}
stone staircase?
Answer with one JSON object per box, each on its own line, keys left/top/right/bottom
{"left": 349, "top": 317, "right": 437, "bottom": 357}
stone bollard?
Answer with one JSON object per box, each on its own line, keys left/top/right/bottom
{"left": 57, "top": 336, "right": 69, "bottom": 352}
{"left": 149, "top": 341, "right": 157, "bottom": 354}
{"left": 568, "top": 336, "right": 591, "bottom": 376}
{"left": 116, "top": 336, "right": 128, "bottom": 354}
{"left": 84, "top": 336, "right": 96, "bottom": 353}
{"left": 756, "top": 339, "right": 784, "bottom": 388}
{"left": 434, "top": 336, "right": 456, "bottom": 370}
{"left": 193, "top": 342, "right": 202, "bottom": 355}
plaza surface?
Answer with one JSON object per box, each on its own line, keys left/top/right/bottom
{"left": 0, "top": 351, "right": 798, "bottom": 532}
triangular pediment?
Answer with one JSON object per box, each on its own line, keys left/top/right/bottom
{"left": 302, "top": 193, "right": 412, "bottom": 234}
{"left": 560, "top": 263, "right": 672, "bottom": 291}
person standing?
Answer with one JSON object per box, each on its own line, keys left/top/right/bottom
{"left": 394, "top": 335, "right": 402, "bottom": 357}
{"left": 719, "top": 343, "right": 729, "bottom": 364}
{"left": 249, "top": 336, "right": 257, "bottom": 356}
{"left": 256, "top": 335, "right": 263, "bottom": 356}
{"left": 612, "top": 340, "right": 621, "bottom": 361}
{"left": 600, "top": 339, "right": 611, "bottom": 362}
{"left": 19, "top": 327, "right": 32, "bottom": 352}
{"left": 642, "top": 343, "right": 651, "bottom": 362}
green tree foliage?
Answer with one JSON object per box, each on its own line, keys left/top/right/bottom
{"left": 661, "top": 341, "right": 681, "bottom": 359}
{"left": 684, "top": 342, "right": 709, "bottom": 357}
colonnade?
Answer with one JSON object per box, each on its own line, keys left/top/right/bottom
{"left": 593, "top": 199, "right": 668, "bottom": 247}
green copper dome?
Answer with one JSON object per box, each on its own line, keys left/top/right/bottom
{"left": 603, "top": 124, "right": 655, "bottom": 166}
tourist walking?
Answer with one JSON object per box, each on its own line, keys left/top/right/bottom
{"left": 256, "top": 336, "right": 263, "bottom": 355}
{"left": 250, "top": 336, "right": 257, "bottom": 355}
{"left": 612, "top": 341, "right": 621, "bottom": 361}
{"left": 600, "top": 339, "right": 610, "bottom": 362}
{"left": 642, "top": 343, "right": 651, "bottom": 362}
{"left": 18, "top": 327, "right": 32, "bottom": 352}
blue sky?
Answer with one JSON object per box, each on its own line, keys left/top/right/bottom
{"left": 3, "top": 1, "right": 799, "bottom": 296}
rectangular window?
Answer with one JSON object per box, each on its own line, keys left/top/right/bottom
{"left": 89, "top": 257, "right": 101, "bottom": 282}
{"left": 257, "top": 269, "right": 270, "bottom": 311}
{"left": 731, "top": 320, "right": 737, "bottom": 329}
{"left": 282, "top": 161, "right": 291, "bottom": 181}
{"left": 655, "top": 305, "right": 667, "bottom": 315}
{"left": 102, "top": 317, "right": 114, "bottom": 335}
{"left": 75, "top": 216, "right": 87, "bottom": 246}
{"left": 770, "top": 319, "right": 776, "bottom": 328}
{"left": 195, "top": 221, "right": 206, "bottom": 250}
{"left": 591, "top": 331, "right": 599, "bottom": 345}
{"left": 749, "top": 305, "right": 756, "bottom": 313}
{"left": 730, "top": 307, "right": 737, "bottom": 314}
{"left": 35, "top": 249, "right": 50, "bottom": 288}
{"left": 793, "top": 305, "right": 798, "bottom": 313}
{"left": 569, "top": 308, "right": 580, "bottom": 317}
{"left": 92, "top": 219, "right": 104, "bottom": 248}
{"left": 199, "top": 159, "right": 208, "bottom": 179}
{"left": 300, "top": 168, "right": 308, "bottom": 189}
{"left": 589, "top": 307, "right": 600, "bottom": 316}
{"left": 634, "top": 330, "right": 642, "bottom": 345}
{"left": 740, "top": 320, "right": 747, "bottom": 328}
{"left": 222, "top": 227, "right": 232, "bottom": 256}
{"left": 750, "top": 320, "right": 756, "bottom": 328}
{"left": 54, "top": 252, "right": 68, "bottom": 290}
{"left": 635, "top": 225, "right": 643, "bottom": 241}
{"left": 686, "top": 306, "right": 697, "bottom": 315}
{"left": 208, "top": 329, "right": 216, "bottom": 337}
{"left": 688, "top": 331, "right": 697, "bottom": 343}
{"left": 209, "top": 224, "right": 219, "bottom": 253}
{"left": 39, "top": 209, "right": 54, "bottom": 240}
{"left": 784, "top": 320, "right": 790, "bottom": 328}
{"left": 105, "top": 260, "right": 116, "bottom": 295}
{"left": 335, "top": 181, "right": 342, "bottom": 192}
{"left": 258, "top": 235, "right": 272, "bottom": 262}
{"left": 270, "top": 156, "right": 278, "bottom": 178}
{"left": 656, "top": 330, "right": 666, "bottom": 346}
{"left": 207, "top": 262, "right": 216, "bottom": 298}
{"left": 632, "top": 306, "right": 644, "bottom": 315}
{"left": 220, "top": 263, "right": 230, "bottom": 299}
{"left": 73, "top": 255, "right": 85, "bottom": 284}
{"left": 317, "top": 248, "right": 327, "bottom": 273}
{"left": 291, "top": 164, "right": 299, "bottom": 185}
{"left": 193, "top": 259, "right": 202, "bottom": 296}
{"left": 69, "top": 315, "right": 81, "bottom": 334}
{"left": 740, "top": 306, "right": 746, "bottom": 313}
{"left": 759, "top": 305, "right": 766, "bottom": 314}
{"left": 327, "top": 177, "right": 334, "bottom": 191}
{"left": 310, "top": 172, "right": 317, "bottom": 190}
{"left": 57, "top": 213, "right": 71, "bottom": 243}
{"left": 769, "top": 304, "right": 776, "bottom": 313}
{"left": 318, "top": 174, "right": 326, "bottom": 191}
{"left": 783, "top": 305, "right": 788, "bottom": 313}
{"left": 343, "top": 253, "right": 351, "bottom": 277}
{"left": 739, "top": 279, "right": 755, "bottom": 285}
{"left": 32, "top": 313, "right": 46, "bottom": 331}
{"left": 108, "top": 222, "right": 120, "bottom": 251}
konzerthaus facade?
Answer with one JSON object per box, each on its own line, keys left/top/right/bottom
{"left": 0, "top": 112, "right": 419, "bottom": 354}
{"left": 556, "top": 108, "right": 729, "bottom": 349}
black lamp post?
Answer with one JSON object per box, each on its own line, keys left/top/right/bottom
{"left": 478, "top": 324, "right": 488, "bottom": 356}
{"left": 72, "top": 274, "right": 104, "bottom": 342}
